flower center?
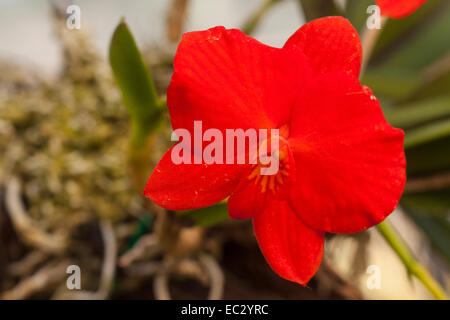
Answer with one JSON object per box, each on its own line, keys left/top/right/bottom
{"left": 248, "top": 144, "right": 292, "bottom": 194}
{"left": 247, "top": 125, "right": 293, "bottom": 195}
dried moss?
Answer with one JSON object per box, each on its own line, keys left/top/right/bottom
{"left": 0, "top": 17, "right": 146, "bottom": 230}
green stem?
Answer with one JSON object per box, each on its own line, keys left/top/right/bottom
{"left": 376, "top": 221, "right": 448, "bottom": 300}
{"left": 241, "top": 0, "right": 282, "bottom": 35}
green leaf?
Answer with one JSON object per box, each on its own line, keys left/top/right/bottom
{"left": 403, "top": 119, "right": 450, "bottom": 175}
{"left": 405, "top": 135, "right": 450, "bottom": 175}
{"left": 385, "top": 96, "right": 450, "bottom": 129}
{"left": 184, "top": 204, "right": 229, "bottom": 227}
{"left": 404, "top": 118, "right": 450, "bottom": 149}
{"left": 345, "top": 0, "right": 373, "bottom": 33}
{"left": 371, "top": 0, "right": 445, "bottom": 59}
{"left": 363, "top": 1, "right": 450, "bottom": 103}
{"left": 362, "top": 69, "right": 422, "bottom": 101}
{"left": 403, "top": 207, "right": 450, "bottom": 265}
{"left": 411, "top": 69, "right": 450, "bottom": 102}
{"left": 401, "top": 189, "right": 450, "bottom": 219}
{"left": 109, "top": 19, "right": 162, "bottom": 146}
{"left": 371, "top": 2, "right": 450, "bottom": 72}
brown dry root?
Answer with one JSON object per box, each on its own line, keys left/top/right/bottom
{"left": 154, "top": 210, "right": 206, "bottom": 257}
{"left": 118, "top": 209, "right": 225, "bottom": 300}
{"left": 7, "top": 251, "right": 49, "bottom": 277}
{"left": 1, "top": 259, "right": 70, "bottom": 300}
{"left": 155, "top": 210, "right": 225, "bottom": 299}
{"left": 154, "top": 254, "right": 225, "bottom": 300}
{"left": 53, "top": 221, "right": 117, "bottom": 300}
{"left": 5, "top": 177, "right": 68, "bottom": 253}
{"left": 119, "top": 234, "right": 160, "bottom": 268}
{"left": 315, "top": 261, "right": 363, "bottom": 300}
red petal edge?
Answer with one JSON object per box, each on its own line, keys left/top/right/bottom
{"left": 253, "top": 201, "right": 324, "bottom": 285}
{"left": 284, "top": 17, "right": 362, "bottom": 78}
{"left": 376, "top": 0, "right": 427, "bottom": 19}
{"left": 144, "top": 145, "right": 246, "bottom": 210}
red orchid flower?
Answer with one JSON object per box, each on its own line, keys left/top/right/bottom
{"left": 376, "top": 0, "right": 427, "bottom": 18}
{"left": 144, "top": 17, "right": 406, "bottom": 285}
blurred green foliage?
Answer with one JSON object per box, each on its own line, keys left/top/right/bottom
{"left": 109, "top": 20, "right": 164, "bottom": 147}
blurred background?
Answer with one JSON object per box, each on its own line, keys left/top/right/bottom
{"left": 0, "top": 0, "right": 448, "bottom": 300}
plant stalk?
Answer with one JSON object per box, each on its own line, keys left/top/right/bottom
{"left": 360, "top": 16, "right": 388, "bottom": 76}
{"left": 376, "top": 221, "right": 448, "bottom": 300}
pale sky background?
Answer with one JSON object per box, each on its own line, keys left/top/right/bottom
{"left": 0, "top": 0, "right": 305, "bottom": 77}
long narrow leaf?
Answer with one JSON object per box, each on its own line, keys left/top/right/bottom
{"left": 404, "top": 118, "right": 450, "bottom": 149}
{"left": 109, "top": 19, "right": 161, "bottom": 145}
{"left": 385, "top": 96, "right": 450, "bottom": 129}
